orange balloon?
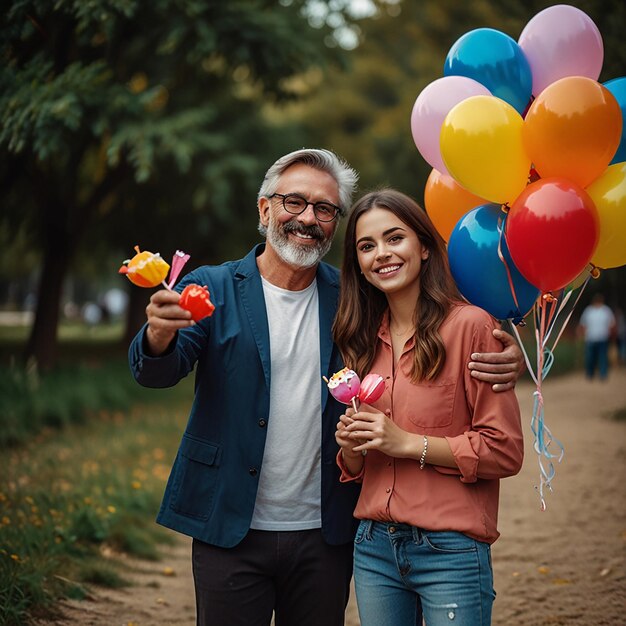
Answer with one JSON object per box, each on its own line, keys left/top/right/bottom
{"left": 424, "top": 169, "right": 488, "bottom": 242}
{"left": 523, "top": 77, "right": 622, "bottom": 189}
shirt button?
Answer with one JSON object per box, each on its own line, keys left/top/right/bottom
{"left": 249, "top": 468, "right": 258, "bottom": 476}
{"left": 385, "top": 488, "right": 391, "bottom": 493}
{"left": 258, "top": 419, "right": 267, "bottom": 427}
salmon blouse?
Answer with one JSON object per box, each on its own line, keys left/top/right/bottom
{"left": 337, "top": 304, "right": 524, "bottom": 544}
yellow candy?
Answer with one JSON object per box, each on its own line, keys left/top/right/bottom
{"left": 119, "top": 246, "right": 170, "bottom": 288}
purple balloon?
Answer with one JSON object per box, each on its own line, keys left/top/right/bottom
{"left": 410, "top": 76, "right": 491, "bottom": 175}
{"left": 519, "top": 5, "right": 604, "bottom": 97}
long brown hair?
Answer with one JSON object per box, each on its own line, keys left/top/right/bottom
{"left": 333, "top": 189, "right": 461, "bottom": 382}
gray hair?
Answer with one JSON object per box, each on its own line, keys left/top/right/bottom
{"left": 258, "top": 148, "right": 358, "bottom": 218}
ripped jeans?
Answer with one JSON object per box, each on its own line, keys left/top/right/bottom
{"left": 353, "top": 520, "right": 495, "bottom": 626}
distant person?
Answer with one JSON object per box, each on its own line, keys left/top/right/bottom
{"left": 614, "top": 307, "right": 626, "bottom": 365}
{"left": 129, "top": 149, "right": 523, "bottom": 626}
{"left": 578, "top": 293, "right": 616, "bottom": 380}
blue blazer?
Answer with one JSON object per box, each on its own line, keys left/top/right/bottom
{"left": 129, "top": 245, "right": 360, "bottom": 547}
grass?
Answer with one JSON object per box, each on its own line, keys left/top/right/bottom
{"left": 0, "top": 322, "right": 194, "bottom": 625}
{"left": 0, "top": 393, "right": 192, "bottom": 625}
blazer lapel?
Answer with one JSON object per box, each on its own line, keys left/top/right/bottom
{"left": 236, "top": 246, "right": 271, "bottom": 389}
{"left": 317, "top": 263, "right": 340, "bottom": 410}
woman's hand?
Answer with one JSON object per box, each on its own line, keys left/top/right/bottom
{"left": 345, "top": 408, "right": 414, "bottom": 458}
{"left": 468, "top": 328, "right": 525, "bottom": 392}
{"left": 336, "top": 408, "right": 366, "bottom": 476}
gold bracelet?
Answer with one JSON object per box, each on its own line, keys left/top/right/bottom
{"left": 419, "top": 435, "right": 428, "bottom": 470}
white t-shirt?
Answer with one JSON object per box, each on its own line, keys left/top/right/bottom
{"left": 250, "top": 277, "right": 322, "bottom": 531}
{"left": 580, "top": 304, "right": 615, "bottom": 342}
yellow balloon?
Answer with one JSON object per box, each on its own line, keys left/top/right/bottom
{"left": 440, "top": 95, "right": 531, "bottom": 205}
{"left": 586, "top": 162, "right": 626, "bottom": 269}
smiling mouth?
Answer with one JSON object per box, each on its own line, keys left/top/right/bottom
{"left": 376, "top": 264, "right": 401, "bottom": 275}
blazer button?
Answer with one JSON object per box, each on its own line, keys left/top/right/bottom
{"left": 258, "top": 419, "right": 267, "bottom": 428}
{"left": 249, "top": 468, "right": 258, "bottom": 476}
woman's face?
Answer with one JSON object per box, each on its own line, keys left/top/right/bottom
{"left": 355, "top": 207, "right": 429, "bottom": 298}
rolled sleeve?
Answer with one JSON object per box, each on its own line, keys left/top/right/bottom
{"left": 451, "top": 321, "right": 524, "bottom": 482}
{"left": 336, "top": 450, "right": 364, "bottom": 483}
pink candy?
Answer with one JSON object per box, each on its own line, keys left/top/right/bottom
{"left": 324, "top": 367, "right": 386, "bottom": 409}
{"left": 359, "top": 373, "right": 386, "bottom": 404}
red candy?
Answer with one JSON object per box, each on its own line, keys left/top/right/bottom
{"left": 179, "top": 284, "right": 215, "bottom": 321}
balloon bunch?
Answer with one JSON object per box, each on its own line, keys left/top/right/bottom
{"left": 119, "top": 246, "right": 215, "bottom": 322}
{"left": 411, "top": 5, "right": 625, "bottom": 509}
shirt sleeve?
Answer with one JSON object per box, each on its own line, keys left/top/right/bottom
{"left": 445, "top": 317, "right": 524, "bottom": 484}
{"left": 336, "top": 449, "right": 365, "bottom": 483}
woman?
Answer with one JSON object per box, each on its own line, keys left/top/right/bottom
{"left": 333, "top": 189, "right": 523, "bottom": 626}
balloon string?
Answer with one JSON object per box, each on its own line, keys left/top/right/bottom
{"left": 530, "top": 389, "right": 564, "bottom": 512}
{"left": 545, "top": 275, "right": 591, "bottom": 351}
{"left": 497, "top": 212, "right": 524, "bottom": 324}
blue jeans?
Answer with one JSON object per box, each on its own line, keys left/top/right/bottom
{"left": 353, "top": 521, "right": 495, "bottom": 626}
{"left": 585, "top": 340, "right": 609, "bottom": 379}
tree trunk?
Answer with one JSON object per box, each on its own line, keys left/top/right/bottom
{"left": 24, "top": 235, "right": 71, "bottom": 371}
{"left": 122, "top": 287, "right": 151, "bottom": 347}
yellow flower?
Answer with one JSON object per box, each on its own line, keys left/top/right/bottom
{"left": 128, "top": 73, "right": 148, "bottom": 94}
{"left": 107, "top": 505, "right": 117, "bottom": 514}
{"left": 10, "top": 554, "right": 20, "bottom": 561}
{"left": 131, "top": 481, "right": 142, "bottom": 490}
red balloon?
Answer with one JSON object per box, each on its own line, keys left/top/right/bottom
{"left": 505, "top": 178, "right": 599, "bottom": 292}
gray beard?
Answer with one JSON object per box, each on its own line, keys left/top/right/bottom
{"left": 264, "top": 217, "right": 333, "bottom": 268}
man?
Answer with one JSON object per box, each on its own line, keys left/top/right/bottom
{"left": 129, "top": 148, "right": 522, "bottom": 626}
{"left": 578, "top": 293, "right": 616, "bottom": 380}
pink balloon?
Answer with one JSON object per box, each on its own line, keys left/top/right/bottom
{"left": 410, "top": 76, "right": 491, "bottom": 175}
{"left": 519, "top": 5, "right": 603, "bottom": 97}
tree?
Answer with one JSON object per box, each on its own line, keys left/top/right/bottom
{"left": 0, "top": 0, "right": 349, "bottom": 369}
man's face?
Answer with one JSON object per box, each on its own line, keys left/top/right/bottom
{"left": 258, "top": 163, "right": 340, "bottom": 268}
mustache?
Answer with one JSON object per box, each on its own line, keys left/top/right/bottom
{"left": 282, "top": 220, "right": 325, "bottom": 240}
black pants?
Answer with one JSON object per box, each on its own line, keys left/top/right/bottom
{"left": 192, "top": 529, "right": 353, "bottom": 626}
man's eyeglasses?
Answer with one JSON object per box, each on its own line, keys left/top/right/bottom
{"left": 269, "top": 193, "right": 341, "bottom": 223}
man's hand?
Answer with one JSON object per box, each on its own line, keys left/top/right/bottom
{"left": 145, "top": 289, "right": 194, "bottom": 356}
{"left": 468, "top": 328, "right": 525, "bottom": 392}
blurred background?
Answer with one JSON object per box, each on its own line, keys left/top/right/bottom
{"left": 1, "top": 0, "right": 624, "bottom": 373}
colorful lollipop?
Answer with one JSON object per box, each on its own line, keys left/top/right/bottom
{"left": 118, "top": 246, "right": 170, "bottom": 288}
{"left": 179, "top": 284, "right": 215, "bottom": 321}
{"left": 323, "top": 368, "right": 386, "bottom": 411}
{"left": 119, "top": 246, "right": 215, "bottom": 322}
{"left": 324, "top": 367, "right": 361, "bottom": 409}
{"left": 359, "top": 373, "right": 386, "bottom": 404}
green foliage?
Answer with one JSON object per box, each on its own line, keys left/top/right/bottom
{"left": 0, "top": 358, "right": 181, "bottom": 448}
{"left": 0, "top": 399, "right": 189, "bottom": 624}
{"left": 1, "top": 0, "right": 355, "bottom": 367}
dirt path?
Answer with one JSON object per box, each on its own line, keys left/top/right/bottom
{"left": 43, "top": 370, "right": 625, "bottom": 625}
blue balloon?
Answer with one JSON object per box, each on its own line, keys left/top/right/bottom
{"left": 444, "top": 28, "right": 532, "bottom": 115}
{"left": 448, "top": 204, "right": 539, "bottom": 322}
{"left": 604, "top": 77, "right": 626, "bottom": 165}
